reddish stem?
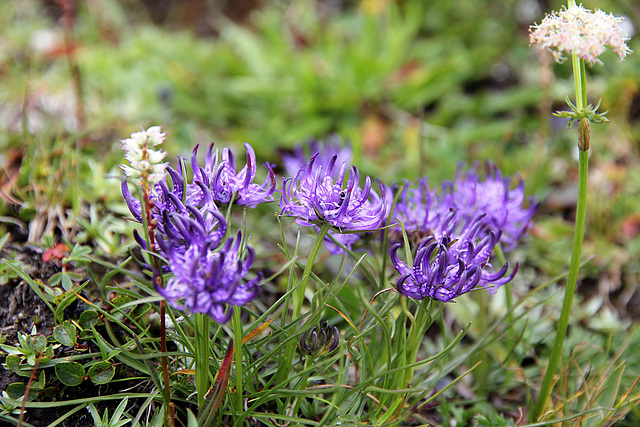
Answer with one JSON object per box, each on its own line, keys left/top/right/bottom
{"left": 142, "top": 185, "right": 175, "bottom": 426}
{"left": 18, "top": 352, "right": 42, "bottom": 427}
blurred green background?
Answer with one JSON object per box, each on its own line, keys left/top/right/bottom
{"left": 1, "top": 0, "right": 639, "bottom": 317}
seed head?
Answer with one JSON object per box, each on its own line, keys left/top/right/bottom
{"left": 529, "top": 4, "right": 632, "bottom": 66}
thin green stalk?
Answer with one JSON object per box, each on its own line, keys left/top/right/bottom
{"left": 293, "top": 224, "right": 331, "bottom": 320}
{"left": 290, "top": 358, "right": 314, "bottom": 417}
{"left": 532, "top": 52, "right": 589, "bottom": 421}
{"left": 495, "top": 246, "right": 512, "bottom": 317}
{"left": 233, "top": 308, "right": 244, "bottom": 414}
{"left": 403, "top": 299, "right": 432, "bottom": 386}
{"left": 277, "top": 223, "right": 330, "bottom": 385}
{"left": 195, "top": 313, "right": 210, "bottom": 410}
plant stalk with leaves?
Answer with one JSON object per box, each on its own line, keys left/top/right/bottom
{"left": 529, "top": 0, "right": 631, "bottom": 420}
{"left": 119, "top": 126, "right": 174, "bottom": 426}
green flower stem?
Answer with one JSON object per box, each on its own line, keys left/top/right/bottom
{"left": 290, "top": 358, "right": 314, "bottom": 417}
{"left": 195, "top": 313, "right": 210, "bottom": 410}
{"left": 277, "top": 223, "right": 330, "bottom": 385}
{"left": 495, "top": 246, "right": 511, "bottom": 316}
{"left": 403, "top": 299, "right": 432, "bottom": 386}
{"left": 233, "top": 307, "right": 244, "bottom": 413}
{"left": 532, "top": 52, "right": 589, "bottom": 421}
{"left": 474, "top": 290, "right": 489, "bottom": 392}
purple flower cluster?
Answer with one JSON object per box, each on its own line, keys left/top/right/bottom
{"left": 279, "top": 152, "right": 386, "bottom": 253}
{"left": 390, "top": 222, "right": 517, "bottom": 302}
{"left": 122, "top": 131, "right": 534, "bottom": 309}
{"left": 122, "top": 141, "right": 271, "bottom": 322}
{"left": 157, "top": 217, "right": 260, "bottom": 322}
{"left": 122, "top": 143, "right": 276, "bottom": 230}
{"left": 191, "top": 143, "right": 276, "bottom": 208}
{"left": 280, "top": 154, "right": 385, "bottom": 231}
{"left": 441, "top": 164, "right": 535, "bottom": 251}
{"left": 386, "top": 164, "right": 534, "bottom": 302}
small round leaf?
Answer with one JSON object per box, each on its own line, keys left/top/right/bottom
{"left": 55, "top": 361, "right": 85, "bottom": 386}
{"left": 87, "top": 361, "right": 115, "bottom": 385}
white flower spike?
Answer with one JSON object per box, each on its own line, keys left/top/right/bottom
{"left": 120, "top": 126, "right": 168, "bottom": 186}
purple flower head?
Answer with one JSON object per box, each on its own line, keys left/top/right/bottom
{"left": 280, "top": 153, "right": 386, "bottom": 232}
{"left": 191, "top": 143, "right": 276, "bottom": 208}
{"left": 122, "top": 158, "right": 201, "bottom": 232}
{"left": 390, "top": 220, "right": 518, "bottom": 302}
{"left": 155, "top": 193, "right": 227, "bottom": 254}
{"left": 281, "top": 136, "right": 352, "bottom": 178}
{"left": 388, "top": 178, "right": 453, "bottom": 244}
{"left": 158, "top": 230, "right": 260, "bottom": 323}
{"left": 441, "top": 164, "right": 535, "bottom": 251}
{"left": 323, "top": 230, "right": 362, "bottom": 255}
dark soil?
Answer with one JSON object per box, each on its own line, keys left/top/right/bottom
{"left": 0, "top": 242, "right": 156, "bottom": 427}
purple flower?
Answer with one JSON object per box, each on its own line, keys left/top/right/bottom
{"left": 281, "top": 136, "right": 353, "bottom": 177}
{"left": 122, "top": 161, "right": 222, "bottom": 241}
{"left": 158, "top": 227, "right": 260, "bottom": 323}
{"left": 323, "top": 230, "right": 362, "bottom": 255}
{"left": 191, "top": 143, "right": 276, "bottom": 208}
{"left": 390, "top": 219, "right": 517, "bottom": 302}
{"left": 388, "top": 178, "right": 452, "bottom": 244}
{"left": 280, "top": 154, "right": 386, "bottom": 232}
{"left": 441, "top": 164, "right": 535, "bottom": 251}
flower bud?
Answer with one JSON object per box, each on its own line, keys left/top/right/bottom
{"left": 299, "top": 321, "right": 340, "bottom": 358}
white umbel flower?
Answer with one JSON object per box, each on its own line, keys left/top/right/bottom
{"left": 120, "top": 126, "right": 168, "bottom": 186}
{"left": 530, "top": 4, "right": 632, "bottom": 66}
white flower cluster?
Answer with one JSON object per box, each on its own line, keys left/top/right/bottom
{"left": 120, "top": 126, "right": 168, "bottom": 185}
{"left": 530, "top": 4, "right": 632, "bottom": 66}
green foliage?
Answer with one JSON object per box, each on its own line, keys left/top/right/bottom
{"left": 87, "top": 398, "right": 131, "bottom": 427}
{"left": 54, "top": 361, "right": 85, "bottom": 387}
{"left": 0, "top": 326, "right": 57, "bottom": 367}
{"left": 87, "top": 361, "right": 116, "bottom": 385}
{"left": 53, "top": 320, "right": 77, "bottom": 347}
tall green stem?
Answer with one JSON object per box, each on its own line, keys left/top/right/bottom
{"left": 233, "top": 307, "right": 244, "bottom": 413}
{"left": 277, "top": 224, "right": 330, "bottom": 385}
{"left": 403, "top": 299, "right": 432, "bottom": 386}
{"left": 195, "top": 313, "right": 210, "bottom": 410}
{"left": 532, "top": 51, "right": 589, "bottom": 421}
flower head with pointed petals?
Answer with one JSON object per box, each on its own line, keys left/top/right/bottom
{"left": 191, "top": 143, "right": 276, "bottom": 208}
{"left": 390, "top": 219, "right": 518, "bottom": 302}
{"left": 280, "top": 154, "right": 386, "bottom": 231}
{"left": 441, "top": 164, "right": 535, "bottom": 251}
{"left": 158, "top": 230, "right": 260, "bottom": 323}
